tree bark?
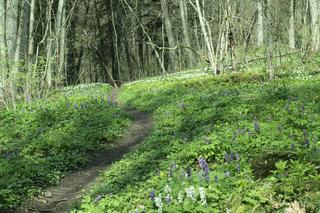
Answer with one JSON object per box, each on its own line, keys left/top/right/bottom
{"left": 265, "top": 0, "right": 274, "bottom": 80}
{"left": 5, "top": 0, "right": 18, "bottom": 63}
{"left": 194, "top": 0, "right": 217, "bottom": 74}
{"left": 309, "top": 0, "right": 320, "bottom": 51}
{"left": 289, "top": 0, "right": 295, "bottom": 50}
{"left": 56, "top": 0, "right": 66, "bottom": 86}
{"left": 257, "top": 0, "right": 264, "bottom": 47}
{"left": 161, "top": 0, "right": 177, "bottom": 68}
{"left": 28, "top": 0, "right": 36, "bottom": 65}
{"left": 0, "top": 0, "right": 7, "bottom": 98}
{"left": 45, "top": 0, "right": 53, "bottom": 89}
{"left": 179, "top": 0, "right": 194, "bottom": 66}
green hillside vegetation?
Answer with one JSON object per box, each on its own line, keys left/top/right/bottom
{"left": 0, "top": 84, "right": 131, "bottom": 208}
{"left": 74, "top": 68, "right": 320, "bottom": 212}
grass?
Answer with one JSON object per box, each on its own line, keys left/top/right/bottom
{"left": 74, "top": 68, "right": 320, "bottom": 212}
{"left": 0, "top": 83, "right": 131, "bottom": 208}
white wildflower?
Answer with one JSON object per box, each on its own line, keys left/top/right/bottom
{"left": 185, "top": 186, "right": 196, "bottom": 201}
{"left": 226, "top": 208, "right": 231, "bottom": 213}
{"left": 164, "top": 185, "right": 171, "bottom": 194}
{"left": 165, "top": 194, "right": 172, "bottom": 204}
{"left": 177, "top": 191, "right": 184, "bottom": 204}
{"left": 155, "top": 194, "right": 163, "bottom": 213}
{"left": 198, "top": 187, "right": 207, "bottom": 206}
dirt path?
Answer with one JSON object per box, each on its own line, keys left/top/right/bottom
{"left": 18, "top": 90, "right": 153, "bottom": 213}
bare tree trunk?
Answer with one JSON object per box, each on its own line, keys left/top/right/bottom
{"left": 217, "top": 0, "right": 229, "bottom": 71}
{"left": 161, "top": 0, "right": 177, "bottom": 68}
{"left": 289, "top": 0, "right": 296, "bottom": 50}
{"left": 309, "top": 0, "right": 320, "bottom": 51}
{"left": 265, "top": 0, "right": 274, "bottom": 80}
{"left": 12, "top": 0, "right": 25, "bottom": 74}
{"left": 257, "top": 0, "right": 264, "bottom": 47}
{"left": 24, "top": 0, "right": 35, "bottom": 100}
{"left": 0, "top": 0, "right": 7, "bottom": 99}
{"left": 227, "top": 1, "right": 238, "bottom": 72}
{"left": 28, "top": 0, "right": 35, "bottom": 65}
{"left": 45, "top": 0, "right": 53, "bottom": 89}
{"left": 56, "top": 0, "right": 66, "bottom": 86}
{"left": 6, "top": 0, "right": 18, "bottom": 63}
{"left": 10, "top": 0, "right": 26, "bottom": 106}
{"left": 110, "top": 0, "right": 121, "bottom": 83}
{"left": 179, "top": 0, "right": 194, "bottom": 66}
{"left": 194, "top": 0, "right": 217, "bottom": 74}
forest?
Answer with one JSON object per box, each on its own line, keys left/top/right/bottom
{"left": 0, "top": 0, "right": 320, "bottom": 212}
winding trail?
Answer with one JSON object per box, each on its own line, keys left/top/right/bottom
{"left": 18, "top": 89, "right": 153, "bottom": 213}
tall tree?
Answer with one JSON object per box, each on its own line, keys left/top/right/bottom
{"left": 257, "top": 0, "right": 264, "bottom": 47}
{"left": 179, "top": 0, "right": 194, "bottom": 66}
{"left": 0, "top": 0, "right": 7, "bottom": 99}
{"left": 309, "top": 0, "right": 320, "bottom": 51}
{"left": 161, "top": 0, "right": 177, "bottom": 67}
{"left": 289, "top": 0, "right": 296, "bottom": 50}
{"left": 194, "top": 0, "right": 217, "bottom": 74}
{"left": 265, "top": 0, "right": 274, "bottom": 80}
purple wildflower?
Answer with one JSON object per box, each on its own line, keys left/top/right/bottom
{"left": 254, "top": 122, "right": 260, "bottom": 134}
{"left": 198, "top": 157, "right": 210, "bottom": 182}
{"left": 169, "top": 163, "right": 177, "bottom": 177}
{"left": 236, "top": 164, "right": 241, "bottom": 173}
{"left": 4, "top": 151, "right": 16, "bottom": 160}
{"left": 186, "top": 167, "right": 192, "bottom": 178}
{"left": 198, "top": 158, "right": 209, "bottom": 171}
{"left": 224, "top": 152, "right": 230, "bottom": 163}
{"left": 150, "top": 191, "right": 156, "bottom": 200}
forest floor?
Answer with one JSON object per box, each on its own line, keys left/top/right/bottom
{"left": 18, "top": 90, "right": 153, "bottom": 213}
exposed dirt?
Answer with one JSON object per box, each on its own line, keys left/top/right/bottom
{"left": 16, "top": 90, "right": 152, "bottom": 213}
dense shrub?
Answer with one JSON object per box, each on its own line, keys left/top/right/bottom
{"left": 0, "top": 84, "right": 130, "bottom": 208}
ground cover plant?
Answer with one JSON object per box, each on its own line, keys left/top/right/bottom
{"left": 0, "top": 84, "right": 131, "bottom": 208}
{"left": 74, "top": 70, "right": 320, "bottom": 212}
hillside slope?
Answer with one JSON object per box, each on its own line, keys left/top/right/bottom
{"left": 75, "top": 71, "right": 320, "bottom": 212}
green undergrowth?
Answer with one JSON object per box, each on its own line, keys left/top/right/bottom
{"left": 74, "top": 70, "right": 320, "bottom": 212}
{"left": 0, "top": 84, "right": 131, "bottom": 208}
